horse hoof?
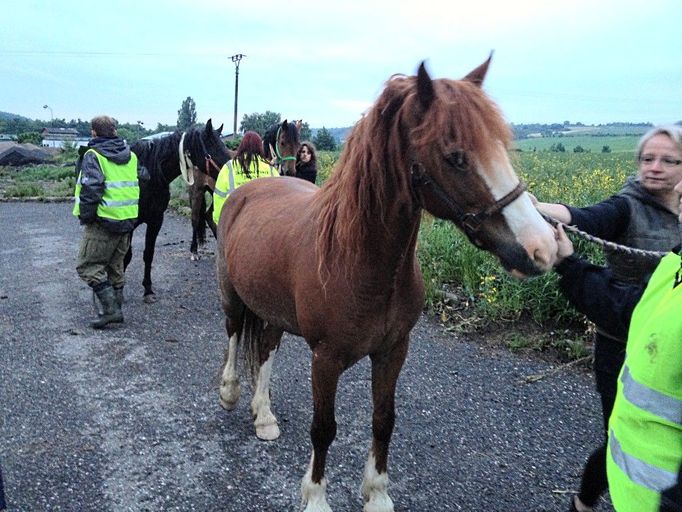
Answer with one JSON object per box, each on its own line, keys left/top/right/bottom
{"left": 256, "top": 423, "right": 280, "bottom": 441}
{"left": 363, "top": 499, "right": 394, "bottom": 512}
{"left": 190, "top": 253, "right": 200, "bottom": 261}
{"left": 219, "top": 394, "right": 239, "bottom": 411}
{"left": 143, "top": 294, "right": 157, "bottom": 304}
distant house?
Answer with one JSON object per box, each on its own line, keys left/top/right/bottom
{"left": 41, "top": 127, "right": 89, "bottom": 149}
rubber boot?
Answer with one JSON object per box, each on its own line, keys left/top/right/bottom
{"left": 113, "top": 287, "right": 124, "bottom": 307}
{"left": 91, "top": 285, "right": 123, "bottom": 329}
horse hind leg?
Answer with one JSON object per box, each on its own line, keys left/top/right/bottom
{"left": 219, "top": 319, "right": 241, "bottom": 410}
{"left": 360, "top": 338, "right": 409, "bottom": 512}
{"left": 249, "top": 321, "right": 283, "bottom": 441}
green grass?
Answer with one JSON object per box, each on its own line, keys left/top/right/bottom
{"left": 514, "top": 135, "right": 640, "bottom": 153}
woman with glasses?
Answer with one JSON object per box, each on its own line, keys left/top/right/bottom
{"left": 534, "top": 125, "right": 682, "bottom": 512}
{"left": 294, "top": 141, "right": 318, "bottom": 184}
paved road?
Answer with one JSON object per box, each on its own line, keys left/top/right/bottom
{"left": 0, "top": 202, "right": 612, "bottom": 511}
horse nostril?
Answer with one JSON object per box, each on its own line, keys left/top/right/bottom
{"left": 532, "top": 246, "right": 554, "bottom": 269}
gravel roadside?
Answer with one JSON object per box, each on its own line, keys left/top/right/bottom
{"left": 0, "top": 201, "right": 612, "bottom": 511}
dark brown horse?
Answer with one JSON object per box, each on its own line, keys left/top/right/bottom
{"left": 262, "top": 119, "right": 301, "bottom": 176}
{"left": 215, "top": 58, "right": 558, "bottom": 511}
{"left": 188, "top": 148, "right": 236, "bottom": 261}
{"left": 188, "top": 120, "right": 299, "bottom": 260}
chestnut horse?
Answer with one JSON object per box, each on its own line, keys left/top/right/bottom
{"left": 215, "top": 58, "right": 558, "bottom": 512}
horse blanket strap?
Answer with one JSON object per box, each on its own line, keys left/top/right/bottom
{"left": 410, "top": 161, "right": 526, "bottom": 235}
{"left": 178, "top": 132, "right": 195, "bottom": 186}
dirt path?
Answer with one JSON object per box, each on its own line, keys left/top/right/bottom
{"left": 0, "top": 201, "right": 612, "bottom": 511}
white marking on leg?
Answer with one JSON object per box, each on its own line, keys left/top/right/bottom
{"left": 251, "top": 348, "right": 280, "bottom": 440}
{"left": 360, "top": 452, "right": 394, "bottom": 512}
{"left": 301, "top": 452, "right": 332, "bottom": 512}
{"left": 219, "top": 332, "right": 240, "bottom": 410}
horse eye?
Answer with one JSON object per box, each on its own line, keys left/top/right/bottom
{"left": 445, "top": 150, "right": 467, "bottom": 169}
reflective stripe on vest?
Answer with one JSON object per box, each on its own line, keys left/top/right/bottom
{"left": 609, "top": 429, "right": 677, "bottom": 492}
{"left": 621, "top": 364, "right": 682, "bottom": 426}
{"left": 73, "top": 150, "right": 139, "bottom": 220}
{"left": 212, "top": 158, "right": 277, "bottom": 225}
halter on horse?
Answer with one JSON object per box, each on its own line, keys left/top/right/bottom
{"left": 214, "top": 58, "right": 558, "bottom": 511}
{"left": 263, "top": 120, "right": 301, "bottom": 176}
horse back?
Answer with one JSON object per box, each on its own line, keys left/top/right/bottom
{"left": 216, "top": 177, "right": 318, "bottom": 330}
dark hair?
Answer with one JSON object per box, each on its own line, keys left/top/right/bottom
{"left": 297, "top": 141, "right": 317, "bottom": 165}
{"left": 236, "top": 131, "right": 265, "bottom": 177}
{"left": 91, "top": 115, "right": 118, "bottom": 137}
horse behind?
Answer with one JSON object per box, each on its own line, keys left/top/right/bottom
{"left": 127, "top": 119, "right": 230, "bottom": 301}
{"left": 188, "top": 148, "right": 236, "bottom": 261}
{"left": 215, "top": 58, "right": 559, "bottom": 511}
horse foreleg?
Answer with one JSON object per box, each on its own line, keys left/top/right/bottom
{"left": 301, "top": 348, "right": 342, "bottom": 512}
{"left": 206, "top": 209, "right": 217, "bottom": 240}
{"left": 142, "top": 218, "right": 163, "bottom": 302}
{"left": 189, "top": 186, "right": 202, "bottom": 261}
{"left": 360, "top": 339, "right": 409, "bottom": 512}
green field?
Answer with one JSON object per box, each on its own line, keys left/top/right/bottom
{"left": 514, "top": 135, "right": 640, "bottom": 154}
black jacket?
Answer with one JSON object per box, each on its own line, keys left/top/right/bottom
{"left": 295, "top": 160, "right": 317, "bottom": 184}
{"left": 554, "top": 244, "right": 682, "bottom": 339}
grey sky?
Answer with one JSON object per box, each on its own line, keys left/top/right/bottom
{"left": 2, "top": 0, "right": 680, "bottom": 131}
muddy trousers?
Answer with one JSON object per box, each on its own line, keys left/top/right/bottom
{"left": 76, "top": 223, "right": 131, "bottom": 290}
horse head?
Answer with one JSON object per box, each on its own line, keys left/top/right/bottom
{"left": 200, "top": 119, "right": 231, "bottom": 179}
{"left": 264, "top": 120, "right": 300, "bottom": 176}
{"left": 387, "top": 57, "right": 558, "bottom": 276}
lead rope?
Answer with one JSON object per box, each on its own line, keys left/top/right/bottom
{"left": 540, "top": 213, "right": 668, "bottom": 258}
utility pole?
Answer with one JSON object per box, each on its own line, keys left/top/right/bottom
{"left": 230, "top": 54, "right": 245, "bottom": 137}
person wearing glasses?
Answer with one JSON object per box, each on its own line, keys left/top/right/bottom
{"left": 533, "top": 125, "right": 682, "bottom": 512}
{"left": 295, "top": 141, "right": 318, "bottom": 184}
{"left": 552, "top": 177, "right": 682, "bottom": 511}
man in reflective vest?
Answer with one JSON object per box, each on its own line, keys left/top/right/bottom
{"left": 73, "top": 115, "right": 147, "bottom": 328}
{"left": 553, "top": 177, "right": 682, "bottom": 512}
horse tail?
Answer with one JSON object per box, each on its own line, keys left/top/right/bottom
{"left": 242, "top": 307, "right": 266, "bottom": 386}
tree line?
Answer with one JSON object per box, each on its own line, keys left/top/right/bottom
{"left": 1, "top": 96, "right": 340, "bottom": 151}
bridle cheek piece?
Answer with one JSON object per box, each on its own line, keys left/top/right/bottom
{"left": 410, "top": 161, "right": 526, "bottom": 240}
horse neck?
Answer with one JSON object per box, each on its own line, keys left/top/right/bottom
{"left": 316, "top": 153, "right": 421, "bottom": 276}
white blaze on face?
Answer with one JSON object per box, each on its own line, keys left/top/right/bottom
{"left": 478, "top": 143, "right": 558, "bottom": 271}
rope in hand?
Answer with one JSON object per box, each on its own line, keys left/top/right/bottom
{"left": 539, "top": 213, "right": 668, "bottom": 259}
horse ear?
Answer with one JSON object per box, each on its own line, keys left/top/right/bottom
{"left": 464, "top": 52, "right": 493, "bottom": 87}
{"left": 416, "top": 61, "right": 435, "bottom": 111}
{"left": 206, "top": 118, "right": 214, "bottom": 132}
{"left": 216, "top": 123, "right": 224, "bottom": 135}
